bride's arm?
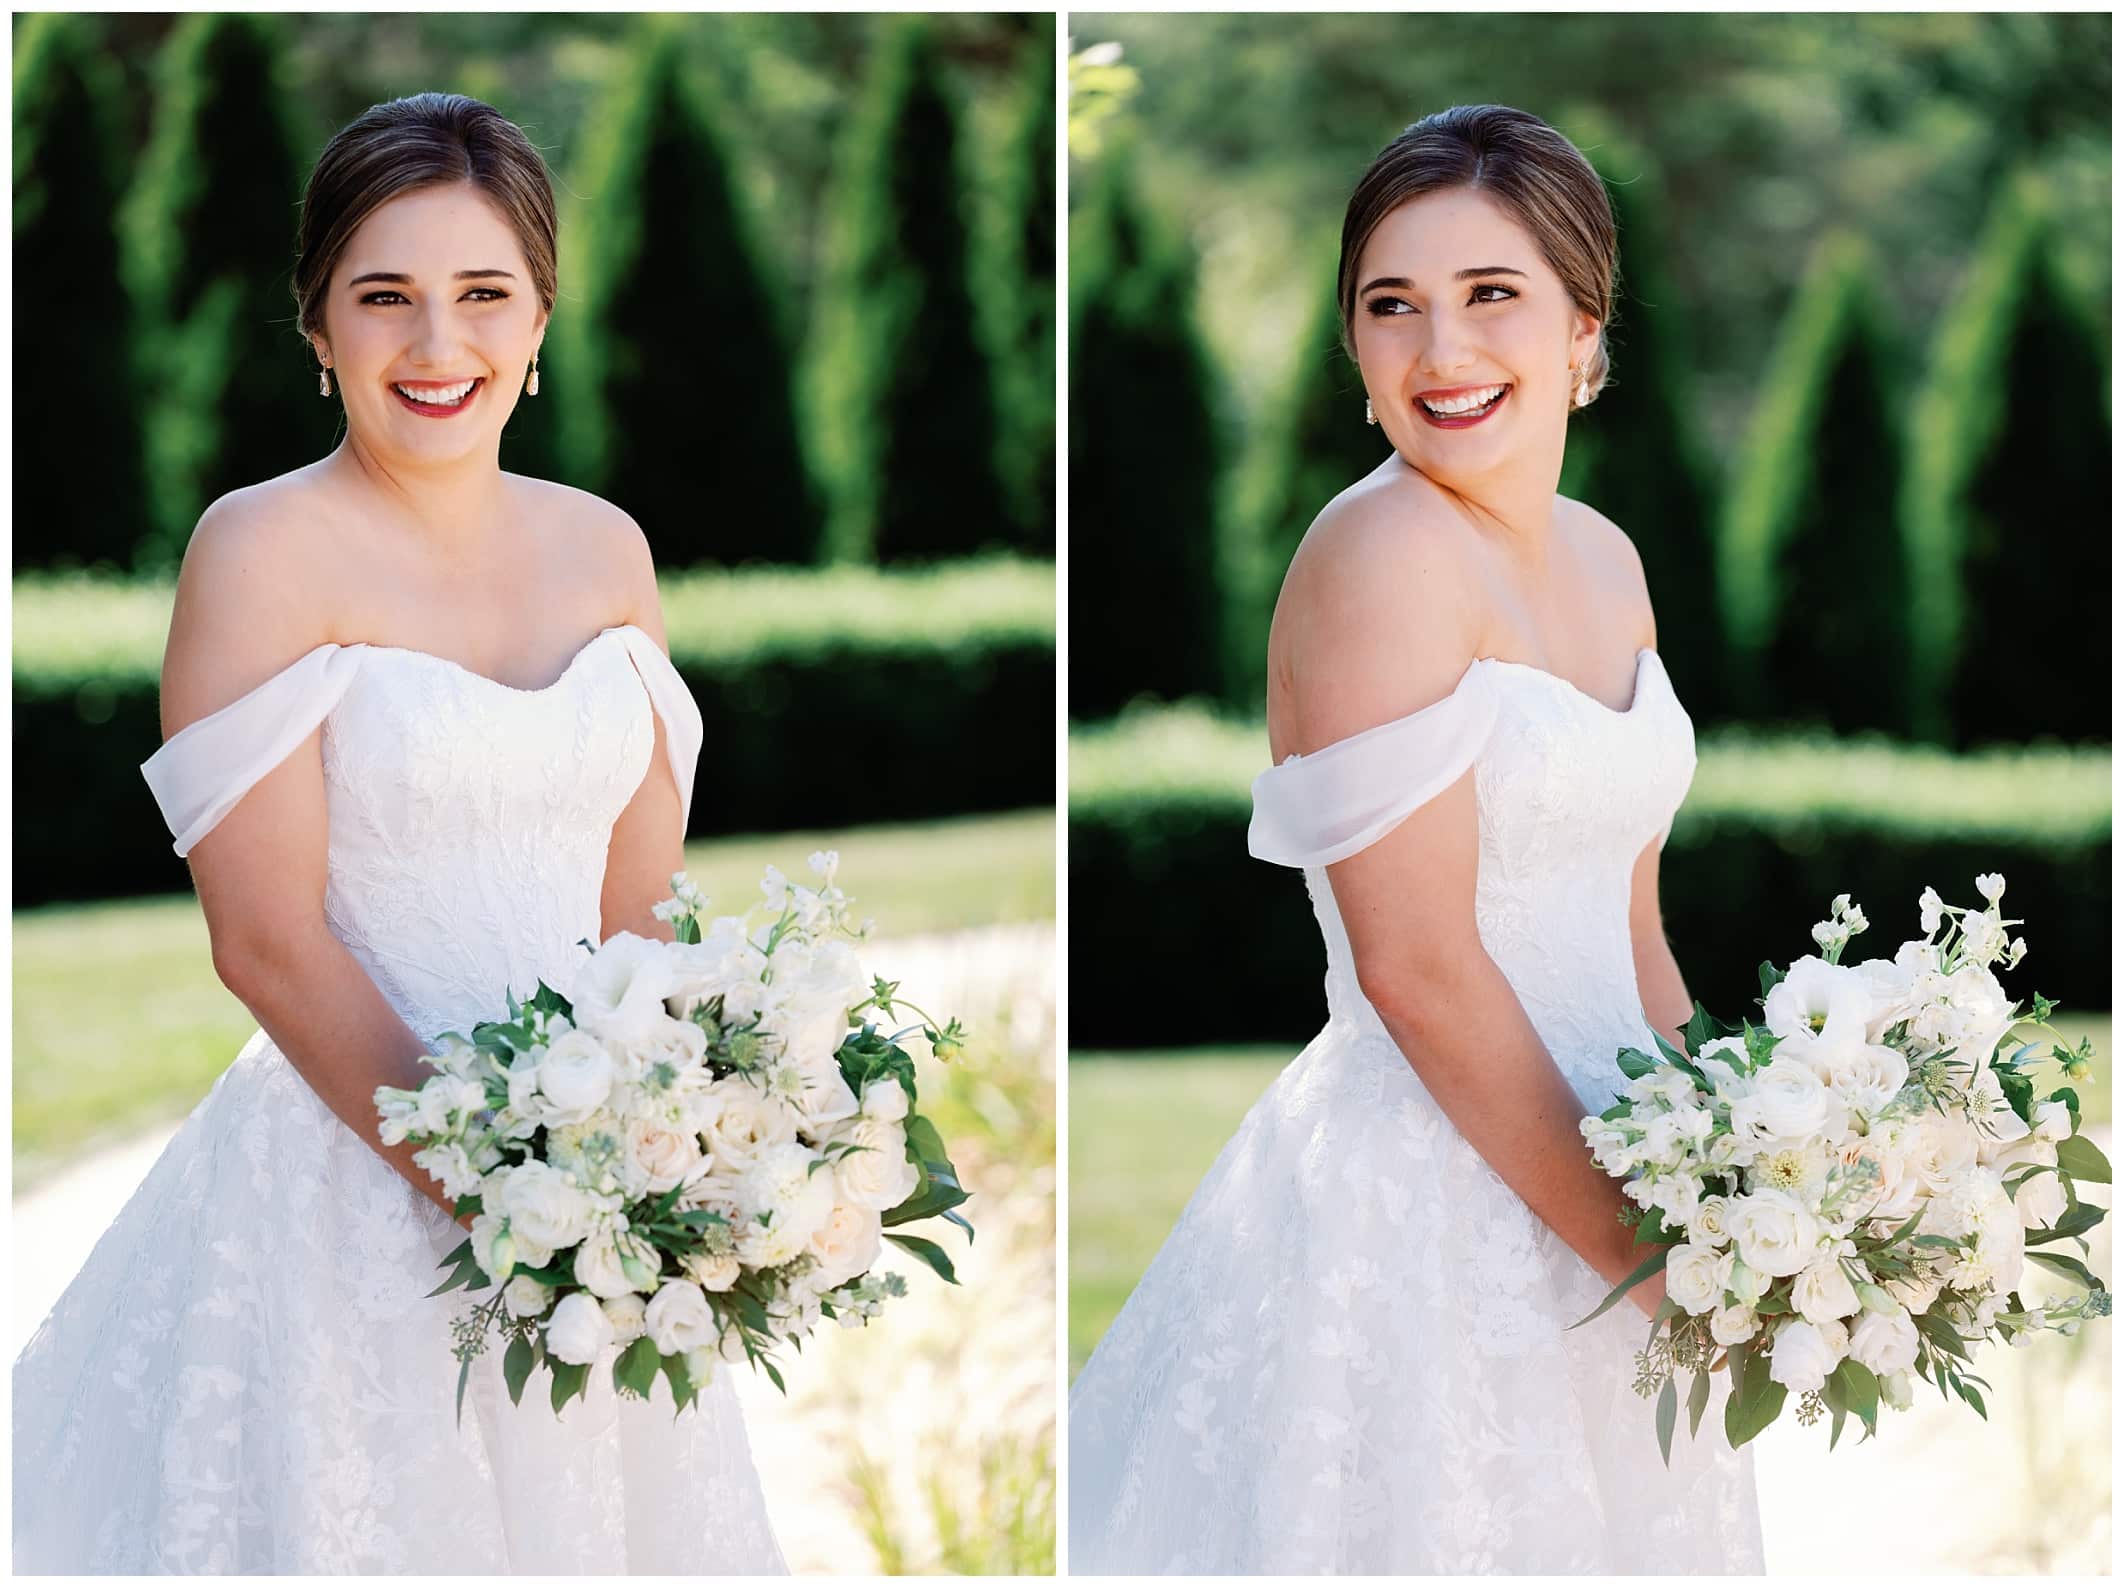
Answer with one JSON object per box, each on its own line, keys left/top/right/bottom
{"left": 1630, "top": 837, "right": 1694, "bottom": 1053}
{"left": 163, "top": 503, "right": 467, "bottom": 1228}
{"left": 597, "top": 509, "right": 686, "bottom": 945}
{"left": 1279, "top": 516, "right": 1664, "bottom": 1320}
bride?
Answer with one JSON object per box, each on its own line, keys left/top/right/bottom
{"left": 14, "top": 93, "right": 785, "bottom": 1573}
{"left": 1068, "top": 105, "right": 1764, "bottom": 1573}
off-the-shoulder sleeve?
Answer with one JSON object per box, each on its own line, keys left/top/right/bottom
{"left": 614, "top": 626, "right": 704, "bottom": 831}
{"left": 1248, "top": 665, "right": 1498, "bottom": 868}
{"left": 140, "top": 644, "right": 365, "bottom": 857}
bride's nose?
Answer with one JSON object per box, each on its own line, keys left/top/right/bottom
{"left": 1416, "top": 315, "right": 1479, "bottom": 381}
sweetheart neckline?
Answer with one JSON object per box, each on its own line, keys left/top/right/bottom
{"left": 1478, "top": 644, "right": 1657, "bottom": 718}
{"left": 346, "top": 624, "right": 638, "bottom": 696}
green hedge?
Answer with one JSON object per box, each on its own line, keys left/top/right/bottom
{"left": 15, "top": 558, "right": 1053, "bottom": 907}
{"left": 1071, "top": 706, "right": 2110, "bottom": 1047}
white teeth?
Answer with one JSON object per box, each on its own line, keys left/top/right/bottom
{"left": 1420, "top": 383, "right": 1508, "bottom": 416}
{"left": 395, "top": 379, "right": 476, "bottom": 405}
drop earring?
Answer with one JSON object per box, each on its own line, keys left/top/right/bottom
{"left": 318, "top": 365, "right": 332, "bottom": 398}
{"left": 1364, "top": 397, "right": 1377, "bottom": 426}
{"left": 526, "top": 351, "right": 540, "bottom": 397}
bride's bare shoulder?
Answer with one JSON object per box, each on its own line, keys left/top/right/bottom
{"left": 1554, "top": 493, "right": 1657, "bottom": 648}
{"left": 1267, "top": 463, "right": 1483, "bottom": 756}
{"left": 510, "top": 475, "right": 667, "bottom": 642}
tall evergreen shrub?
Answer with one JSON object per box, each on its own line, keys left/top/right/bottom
{"left": 1069, "top": 146, "right": 1224, "bottom": 716}
{"left": 1561, "top": 151, "right": 1725, "bottom": 719}
{"left": 995, "top": 28, "right": 1056, "bottom": 554}
{"left": 120, "top": 14, "right": 331, "bottom": 569}
{"left": 14, "top": 14, "right": 150, "bottom": 571}
{"left": 566, "top": 22, "right": 817, "bottom": 565}
{"left": 1719, "top": 234, "right": 1911, "bottom": 734}
{"left": 816, "top": 22, "right": 1013, "bottom": 562}
{"left": 1905, "top": 172, "right": 2109, "bottom": 748}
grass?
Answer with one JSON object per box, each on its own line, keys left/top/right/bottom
{"left": 12, "top": 808, "right": 1053, "bottom": 1191}
{"left": 1067, "top": 1016, "right": 2112, "bottom": 1381}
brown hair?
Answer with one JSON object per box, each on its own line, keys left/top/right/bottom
{"left": 1336, "top": 105, "right": 1616, "bottom": 406}
{"left": 293, "top": 92, "right": 556, "bottom": 345}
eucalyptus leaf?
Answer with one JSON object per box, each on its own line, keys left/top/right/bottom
{"left": 549, "top": 1359, "right": 589, "bottom": 1415}
{"left": 1569, "top": 1243, "right": 1671, "bottom": 1330}
{"left": 503, "top": 1332, "right": 535, "bottom": 1407}
{"left": 1687, "top": 1368, "right": 1711, "bottom": 1438}
{"left": 2025, "top": 1250, "right": 2103, "bottom": 1289}
{"left": 1655, "top": 1377, "right": 1678, "bottom": 1468}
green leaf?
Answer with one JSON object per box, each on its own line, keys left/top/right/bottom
{"left": 882, "top": 1175, "right": 973, "bottom": 1230}
{"left": 1828, "top": 1397, "right": 1849, "bottom": 1451}
{"left": 1599, "top": 1098, "right": 1634, "bottom": 1122}
{"left": 1829, "top": 1358, "right": 1880, "bottom": 1435}
{"left": 549, "top": 1359, "right": 589, "bottom": 1414}
{"left": 1915, "top": 1311, "right": 1974, "bottom": 1361}
{"left": 1570, "top": 1243, "right": 1672, "bottom": 1330}
{"left": 2025, "top": 1250, "right": 2104, "bottom": 1290}
{"left": 1955, "top": 1377, "right": 1988, "bottom": 1420}
{"left": 659, "top": 1350, "right": 697, "bottom": 1415}
{"left": 1655, "top": 1376, "right": 1678, "bottom": 1468}
{"left": 884, "top": 1231, "right": 959, "bottom": 1284}
{"left": 1615, "top": 1047, "right": 1658, "bottom": 1081}
{"left": 1687, "top": 1368, "right": 1711, "bottom": 1438}
{"left": 1722, "top": 1348, "right": 1786, "bottom": 1449}
{"left": 455, "top": 1351, "right": 473, "bottom": 1428}
{"left": 503, "top": 1332, "right": 535, "bottom": 1407}
{"left": 2056, "top": 1134, "right": 2111, "bottom": 1185}
{"left": 1758, "top": 961, "right": 1785, "bottom": 998}
{"left": 2027, "top": 1202, "right": 2107, "bottom": 1245}
{"left": 1993, "top": 1062, "right": 2036, "bottom": 1125}
{"left": 613, "top": 1335, "right": 661, "bottom": 1401}
{"left": 452, "top": 1193, "right": 484, "bottom": 1220}
{"left": 1633, "top": 1206, "right": 1671, "bottom": 1246}
{"left": 2048, "top": 1087, "right": 2082, "bottom": 1134}
{"left": 762, "top": 1357, "right": 787, "bottom": 1395}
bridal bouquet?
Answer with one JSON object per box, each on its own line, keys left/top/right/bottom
{"left": 1576, "top": 875, "right": 2109, "bottom": 1462}
{"left": 375, "top": 853, "right": 973, "bottom": 1420}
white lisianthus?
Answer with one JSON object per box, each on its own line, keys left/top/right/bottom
{"left": 503, "top": 1274, "right": 555, "bottom": 1319}
{"left": 1768, "top": 1317, "right": 1849, "bottom": 1394}
{"left": 469, "top": 1212, "right": 519, "bottom": 1286}
{"left": 545, "top": 1291, "right": 616, "bottom": 1365}
{"left": 1791, "top": 1254, "right": 1861, "bottom": 1326}
{"left": 644, "top": 1280, "right": 719, "bottom": 1354}
{"left": 601, "top": 1291, "right": 648, "bottom": 1345}
{"left": 700, "top": 1077, "right": 801, "bottom": 1173}
{"left": 861, "top": 1077, "right": 911, "bottom": 1124}
{"left": 493, "top": 1160, "right": 606, "bottom": 1252}
{"left": 2031, "top": 1099, "right": 2073, "bottom": 1144}
{"left": 1763, "top": 958, "right": 1874, "bottom": 1062}
{"left": 808, "top": 1202, "right": 884, "bottom": 1292}
{"left": 1665, "top": 1243, "right": 1735, "bottom": 1315}
{"left": 1847, "top": 1306, "right": 1921, "bottom": 1377}
{"left": 830, "top": 1116, "right": 920, "bottom": 1213}
{"left": 1687, "top": 1195, "right": 1733, "bottom": 1250}
{"left": 566, "top": 932, "right": 677, "bottom": 1046}
{"left": 1727, "top": 1189, "right": 1822, "bottom": 1278}
{"left": 1709, "top": 1302, "right": 1760, "bottom": 1348}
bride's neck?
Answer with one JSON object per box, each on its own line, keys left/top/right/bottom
{"left": 323, "top": 436, "right": 514, "bottom": 554}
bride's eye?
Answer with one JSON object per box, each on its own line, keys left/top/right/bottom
{"left": 1364, "top": 296, "right": 1414, "bottom": 318}
{"left": 1470, "top": 283, "right": 1518, "bottom": 304}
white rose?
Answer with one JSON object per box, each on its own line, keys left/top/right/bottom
{"left": 1791, "top": 1254, "right": 1861, "bottom": 1326}
{"left": 601, "top": 1291, "right": 648, "bottom": 1345}
{"left": 1727, "top": 1189, "right": 1823, "bottom": 1279}
{"left": 625, "top": 1118, "right": 702, "bottom": 1196}
{"left": 644, "top": 1280, "right": 718, "bottom": 1354}
{"left": 682, "top": 1248, "right": 741, "bottom": 1293}
{"left": 831, "top": 1117, "right": 920, "bottom": 1213}
{"left": 700, "top": 1077, "right": 800, "bottom": 1174}
{"left": 1768, "top": 1317, "right": 1849, "bottom": 1394}
{"left": 1665, "top": 1243, "right": 1735, "bottom": 1316}
{"left": 545, "top": 1291, "right": 615, "bottom": 1365}
{"left": 503, "top": 1274, "right": 555, "bottom": 1318}
{"left": 494, "top": 1159, "right": 606, "bottom": 1251}
{"left": 808, "top": 1203, "right": 884, "bottom": 1292}
{"left": 574, "top": 1226, "right": 658, "bottom": 1300}
{"left": 861, "top": 1077, "right": 911, "bottom": 1124}
{"left": 1749, "top": 1057, "right": 1833, "bottom": 1141}
{"left": 534, "top": 1030, "right": 615, "bottom": 1122}
{"left": 1884, "top": 1269, "right": 1942, "bottom": 1315}
{"left": 1687, "top": 1195, "right": 1733, "bottom": 1250}
{"left": 1710, "top": 1302, "right": 1761, "bottom": 1348}
{"left": 1846, "top": 1306, "right": 1920, "bottom": 1377}
{"left": 566, "top": 932, "right": 678, "bottom": 1046}
{"left": 1818, "top": 1043, "right": 1910, "bottom": 1120}
{"left": 1907, "top": 1113, "right": 1980, "bottom": 1198}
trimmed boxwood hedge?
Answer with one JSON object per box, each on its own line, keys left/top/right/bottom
{"left": 15, "top": 558, "right": 1054, "bottom": 907}
{"left": 1071, "top": 707, "right": 2110, "bottom": 1048}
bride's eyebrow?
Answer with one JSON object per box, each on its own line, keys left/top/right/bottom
{"left": 1359, "top": 266, "right": 1528, "bottom": 294}
{"left": 345, "top": 268, "right": 518, "bottom": 287}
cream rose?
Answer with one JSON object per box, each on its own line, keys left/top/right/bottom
{"left": 1818, "top": 1043, "right": 1910, "bottom": 1120}
{"left": 1846, "top": 1306, "right": 1920, "bottom": 1376}
{"left": 493, "top": 1160, "right": 605, "bottom": 1252}
{"left": 644, "top": 1280, "right": 719, "bottom": 1355}
{"left": 1665, "top": 1243, "right": 1734, "bottom": 1316}
{"left": 1709, "top": 1302, "right": 1761, "bottom": 1348}
{"left": 682, "top": 1248, "right": 741, "bottom": 1293}
{"left": 545, "top": 1291, "right": 615, "bottom": 1365}
{"left": 625, "top": 1118, "right": 702, "bottom": 1196}
{"left": 1727, "top": 1189, "right": 1822, "bottom": 1279}
{"left": 808, "top": 1202, "right": 884, "bottom": 1292}
{"left": 1767, "top": 1317, "right": 1848, "bottom": 1394}
{"left": 700, "top": 1077, "right": 800, "bottom": 1173}
{"left": 503, "top": 1274, "right": 555, "bottom": 1319}
{"left": 1791, "top": 1254, "right": 1861, "bottom": 1326}
{"left": 831, "top": 1116, "right": 920, "bottom": 1213}
{"left": 601, "top": 1291, "right": 648, "bottom": 1345}
{"left": 1687, "top": 1195, "right": 1733, "bottom": 1250}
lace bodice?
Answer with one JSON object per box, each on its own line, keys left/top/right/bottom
{"left": 1249, "top": 646, "right": 1694, "bottom": 1108}
{"left": 141, "top": 625, "right": 700, "bottom": 1043}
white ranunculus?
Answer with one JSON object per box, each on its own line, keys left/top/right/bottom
{"left": 1687, "top": 1195, "right": 1733, "bottom": 1250}
{"left": 1665, "top": 1243, "right": 1735, "bottom": 1316}
{"left": 831, "top": 1116, "right": 921, "bottom": 1213}
{"left": 625, "top": 1118, "right": 702, "bottom": 1196}
{"left": 1709, "top": 1302, "right": 1760, "bottom": 1348}
{"left": 700, "top": 1077, "right": 800, "bottom": 1173}
{"left": 808, "top": 1202, "right": 884, "bottom": 1292}
{"left": 545, "top": 1291, "right": 615, "bottom": 1365}
{"left": 1818, "top": 1043, "right": 1910, "bottom": 1121}
{"left": 644, "top": 1280, "right": 718, "bottom": 1354}
{"left": 861, "top": 1077, "right": 911, "bottom": 1124}
{"left": 601, "top": 1291, "right": 648, "bottom": 1345}
{"left": 494, "top": 1159, "right": 606, "bottom": 1251}
{"left": 1847, "top": 1305, "right": 1920, "bottom": 1376}
{"left": 1768, "top": 1317, "right": 1849, "bottom": 1394}
{"left": 1749, "top": 1057, "right": 1834, "bottom": 1141}
{"left": 1791, "top": 1254, "right": 1861, "bottom": 1326}
{"left": 534, "top": 1030, "right": 616, "bottom": 1122}
{"left": 1727, "top": 1189, "right": 1823, "bottom": 1279}
{"left": 503, "top": 1274, "right": 555, "bottom": 1319}
{"left": 1762, "top": 958, "right": 1875, "bottom": 1063}
{"left": 566, "top": 933, "right": 678, "bottom": 1046}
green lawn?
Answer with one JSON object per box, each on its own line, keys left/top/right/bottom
{"left": 14, "top": 808, "right": 1053, "bottom": 1191}
{"left": 1068, "top": 1015, "right": 2113, "bottom": 1381}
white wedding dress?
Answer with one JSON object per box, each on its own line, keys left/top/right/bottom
{"left": 1068, "top": 646, "right": 1764, "bottom": 1574}
{"left": 13, "top": 625, "right": 786, "bottom": 1574}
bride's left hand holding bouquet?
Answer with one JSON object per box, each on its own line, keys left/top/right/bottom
{"left": 374, "top": 852, "right": 972, "bottom": 1420}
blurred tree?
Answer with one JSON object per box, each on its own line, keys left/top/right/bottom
{"left": 1720, "top": 234, "right": 1911, "bottom": 734}
{"left": 120, "top": 13, "right": 334, "bottom": 571}
{"left": 564, "top": 19, "right": 818, "bottom": 565}
{"left": 1906, "top": 171, "right": 2109, "bottom": 748}
{"left": 814, "top": 20, "right": 1014, "bottom": 563}
{"left": 14, "top": 14, "right": 149, "bottom": 571}
{"left": 1558, "top": 143, "right": 1726, "bottom": 719}
{"left": 995, "top": 28, "right": 1056, "bottom": 553}
{"left": 1070, "top": 143, "right": 1225, "bottom": 715}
